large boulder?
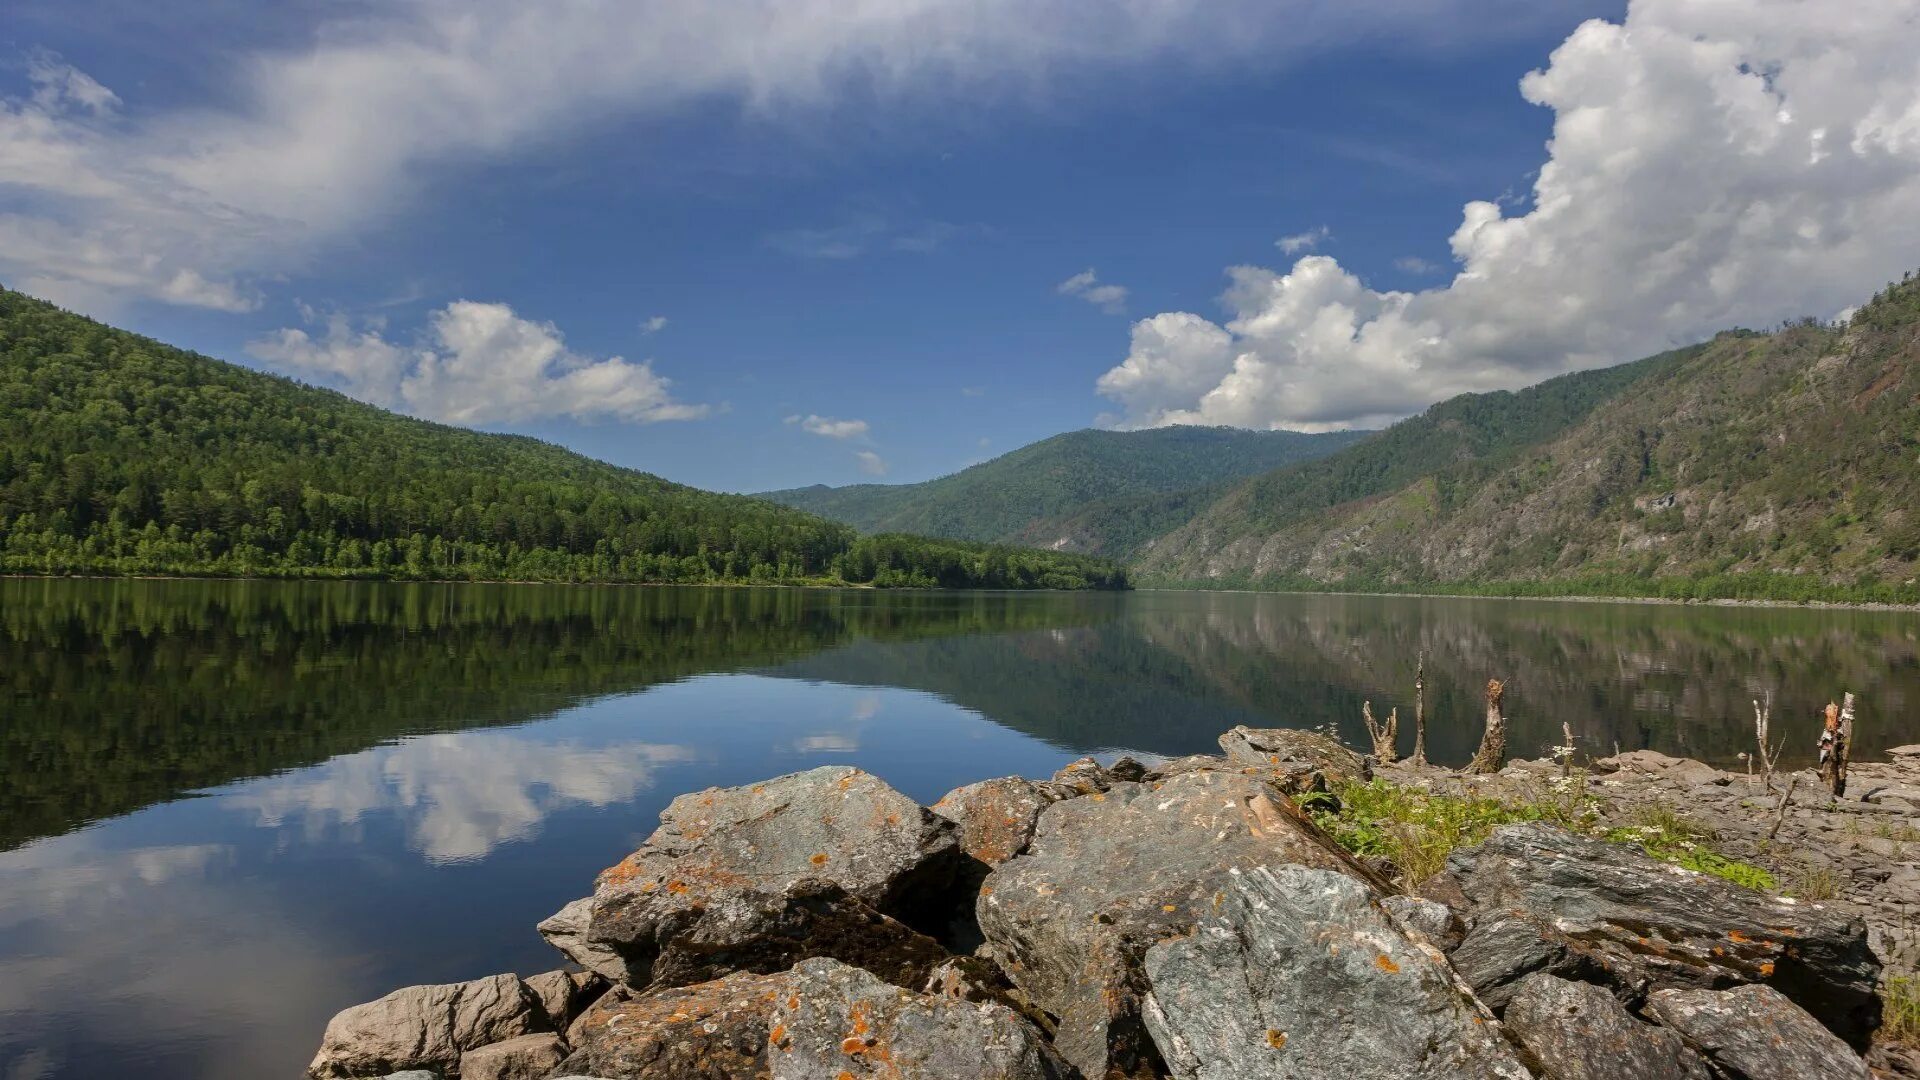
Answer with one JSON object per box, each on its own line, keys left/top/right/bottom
{"left": 1217, "top": 726, "right": 1370, "bottom": 791}
{"left": 1446, "top": 823, "right": 1880, "bottom": 1046}
{"left": 549, "top": 766, "right": 962, "bottom": 988}
{"left": 458, "top": 1033, "right": 567, "bottom": 1080}
{"left": 524, "top": 969, "right": 608, "bottom": 1032}
{"left": 931, "top": 776, "right": 1069, "bottom": 868}
{"left": 559, "top": 970, "right": 793, "bottom": 1079}
{"left": 308, "top": 973, "right": 545, "bottom": 1078}
{"left": 768, "top": 957, "right": 1071, "bottom": 1079}
{"left": 1644, "top": 984, "right": 1871, "bottom": 1080}
{"left": 1141, "top": 866, "right": 1530, "bottom": 1080}
{"left": 1501, "top": 973, "right": 1711, "bottom": 1080}
{"left": 977, "top": 769, "right": 1383, "bottom": 1079}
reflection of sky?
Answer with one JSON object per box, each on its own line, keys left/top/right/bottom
{"left": 0, "top": 674, "right": 1075, "bottom": 1080}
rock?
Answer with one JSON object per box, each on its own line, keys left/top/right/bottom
{"left": 591, "top": 876, "right": 949, "bottom": 992}
{"left": 377, "top": 1074, "right": 438, "bottom": 1080}
{"left": 559, "top": 970, "right": 792, "bottom": 1079}
{"left": 1381, "top": 894, "right": 1465, "bottom": 952}
{"left": 1050, "top": 756, "right": 1117, "bottom": 795}
{"left": 524, "top": 969, "right": 608, "bottom": 1031}
{"left": 459, "top": 1033, "right": 568, "bottom": 1080}
{"left": 1644, "top": 984, "right": 1871, "bottom": 1080}
{"left": 1884, "top": 745, "right": 1920, "bottom": 758}
{"left": 977, "top": 769, "right": 1383, "bottom": 1079}
{"left": 538, "top": 898, "right": 627, "bottom": 984}
{"left": 1217, "top": 726, "right": 1369, "bottom": 790}
{"left": 931, "top": 776, "right": 1068, "bottom": 868}
{"left": 573, "top": 766, "right": 961, "bottom": 987}
{"left": 1141, "top": 865, "right": 1529, "bottom": 1080}
{"left": 1447, "top": 913, "right": 1617, "bottom": 1013}
{"left": 1446, "top": 823, "right": 1880, "bottom": 1046}
{"left": 768, "top": 957, "right": 1071, "bottom": 1079}
{"left": 1107, "top": 756, "right": 1149, "bottom": 782}
{"left": 308, "top": 973, "right": 545, "bottom": 1078}
{"left": 1142, "top": 754, "right": 1229, "bottom": 780}
{"left": 1502, "top": 974, "right": 1711, "bottom": 1079}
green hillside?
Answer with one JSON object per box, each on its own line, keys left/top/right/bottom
{"left": 757, "top": 425, "right": 1367, "bottom": 555}
{"left": 0, "top": 288, "right": 1125, "bottom": 590}
{"left": 1138, "top": 274, "right": 1920, "bottom": 603}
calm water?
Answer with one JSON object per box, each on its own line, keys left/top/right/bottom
{"left": 2, "top": 579, "right": 1917, "bottom": 1079}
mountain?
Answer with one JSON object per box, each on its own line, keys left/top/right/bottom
{"left": 757, "top": 425, "right": 1369, "bottom": 557}
{"left": 0, "top": 288, "right": 1125, "bottom": 590}
{"left": 1137, "top": 273, "right": 1920, "bottom": 603}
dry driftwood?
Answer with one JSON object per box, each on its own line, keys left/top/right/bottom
{"left": 1466, "top": 678, "right": 1507, "bottom": 775}
{"left": 1819, "top": 692, "right": 1855, "bottom": 799}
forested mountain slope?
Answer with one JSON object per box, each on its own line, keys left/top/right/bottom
{"left": 0, "top": 288, "right": 1125, "bottom": 589}
{"left": 757, "top": 425, "right": 1366, "bottom": 554}
{"left": 1138, "top": 275, "right": 1920, "bottom": 602}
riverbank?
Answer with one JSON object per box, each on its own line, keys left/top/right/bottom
{"left": 305, "top": 726, "right": 1919, "bottom": 1079}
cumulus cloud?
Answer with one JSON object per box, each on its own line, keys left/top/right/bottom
{"left": 1098, "top": 0, "right": 1920, "bottom": 431}
{"left": 248, "top": 301, "right": 709, "bottom": 426}
{"left": 641, "top": 315, "right": 668, "bottom": 334}
{"left": 0, "top": 0, "right": 1592, "bottom": 313}
{"left": 1275, "top": 225, "right": 1331, "bottom": 255}
{"left": 1057, "top": 268, "right": 1129, "bottom": 314}
{"left": 786, "top": 413, "right": 871, "bottom": 439}
{"left": 855, "top": 450, "right": 889, "bottom": 476}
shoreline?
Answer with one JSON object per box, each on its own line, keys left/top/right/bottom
{"left": 1138, "top": 584, "right": 1920, "bottom": 613}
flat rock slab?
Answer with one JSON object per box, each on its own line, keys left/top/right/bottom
{"left": 1446, "top": 823, "right": 1879, "bottom": 1046}
{"left": 1502, "top": 974, "right": 1710, "bottom": 1080}
{"left": 767, "top": 957, "right": 1070, "bottom": 1079}
{"left": 459, "top": 1032, "right": 567, "bottom": 1080}
{"left": 978, "top": 769, "right": 1382, "bottom": 1079}
{"left": 560, "top": 970, "right": 792, "bottom": 1080}
{"left": 1142, "top": 865, "right": 1529, "bottom": 1080}
{"left": 309, "top": 973, "right": 545, "bottom": 1078}
{"left": 1645, "top": 984, "right": 1871, "bottom": 1080}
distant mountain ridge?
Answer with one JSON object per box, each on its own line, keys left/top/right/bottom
{"left": 757, "top": 425, "right": 1369, "bottom": 558}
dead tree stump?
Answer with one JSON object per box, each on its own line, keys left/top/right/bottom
{"left": 1466, "top": 678, "right": 1507, "bottom": 775}
{"left": 1409, "top": 652, "right": 1429, "bottom": 767}
{"left": 1363, "top": 700, "right": 1399, "bottom": 764}
{"left": 1819, "top": 692, "right": 1855, "bottom": 799}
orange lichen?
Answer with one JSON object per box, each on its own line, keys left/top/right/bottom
{"left": 768, "top": 1023, "right": 787, "bottom": 1045}
{"left": 1374, "top": 954, "right": 1400, "bottom": 973}
{"left": 1266, "top": 1030, "right": 1288, "bottom": 1050}
{"left": 810, "top": 853, "right": 829, "bottom": 866}
{"left": 841, "top": 1038, "right": 867, "bottom": 1055}
{"left": 1759, "top": 962, "right": 1776, "bottom": 977}
{"left": 1162, "top": 904, "right": 1178, "bottom": 913}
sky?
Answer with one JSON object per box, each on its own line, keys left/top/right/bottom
{"left": 4, "top": 0, "right": 1918, "bottom": 492}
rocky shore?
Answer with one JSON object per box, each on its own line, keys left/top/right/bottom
{"left": 306, "top": 727, "right": 1920, "bottom": 1079}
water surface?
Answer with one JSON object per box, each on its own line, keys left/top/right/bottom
{"left": 2, "top": 579, "right": 1915, "bottom": 1079}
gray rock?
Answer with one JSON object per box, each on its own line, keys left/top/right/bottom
{"left": 592, "top": 876, "right": 949, "bottom": 991}
{"left": 1141, "top": 865, "right": 1529, "bottom": 1080}
{"left": 1644, "top": 984, "right": 1871, "bottom": 1080}
{"left": 1502, "top": 974, "right": 1711, "bottom": 1080}
{"left": 768, "top": 957, "right": 1071, "bottom": 1079}
{"left": 1050, "top": 756, "right": 1118, "bottom": 795}
{"left": 977, "top": 769, "right": 1384, "bottom": 1079}
{"left": 573, "top": 766, "right": 961, "bottom": 987}
{"left": 1447, "top": 823, "right": 1880, "bottom": 1046}
{"left": 1217, "top": 726, "right": 1370, "bottom": 791}
{"left": 931, "top": 776, "right": 1069, "bottom": 868}
{"left": 308, "top": 973, "right": 545, "bottom": 1078}
{"left": 459, "top": 1033, "right": 567, "bottom": 1080}
{"left": 1381, "top": 894, "right": 1465, "bottom": 951}
{"left": 378, "top": 1073, "right": 439, "bottom": 1080}
{"left": 559, "top": 969, "right": 792, "bottom": 1079}
{"left": 524, "top": 969, "right": 608, "bottom": 1032}
{"left": 1448, "top": 913, "right": 1617, "bottom": 1013}
{"left": 537, "top": 899, "right": 627, "bottom": 984}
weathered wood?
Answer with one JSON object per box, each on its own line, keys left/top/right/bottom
{"left": 1753, "top": 693, "right": 1784, "bottom": 794}
{"left": 1819, "top": 693, "right": 1855, "bottom": 799}
{"left": 1466, "top": 678, "right": 1507, "bottom": 775}
{"left": 1363, "top": 700, "right": 1399, "bottom": 764}
{"left": 1409, "top": 652, "right": 1428, "bottom": 767}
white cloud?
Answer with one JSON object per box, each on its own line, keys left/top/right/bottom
{"left": 1276, "top": 225, "right": 1331, "bottom": 255}
{"left": 1057, "top": 268, "right": 1129, "bottom": 314}
{"left": 786, "top": 413, "right": 871, "bottom": 439}
{"left": 1098, "top": 0, "right": 1920, "bottom": 432}
{"left": 855, "top": 450, "right": 889, "bottom": 476}
{"left": 0, "top": 1, "right": 1592, "bottom": 313}
{"left": 248, "top": 300, "right": 709, "bottom": 426}
{"left": 1393, "top": 255, "right": 1442, "bottom": 275}
{"left": 642, "top": 315, "right": 668, "bottom": 333}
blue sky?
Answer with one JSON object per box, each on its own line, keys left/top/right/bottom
{"left": 5, "top": 1, "right": 1918, "bottom": 492}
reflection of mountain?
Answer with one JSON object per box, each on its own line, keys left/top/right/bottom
{"left": 0, "top": 579, "right": 1117, "bottom": 850}
{"left": 769, "top": 594, "right": 1920, "bottom": 768}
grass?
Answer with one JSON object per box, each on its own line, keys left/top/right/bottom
{"left": 1887, "top": 976, "right": 1920, "bottom": 1047}
{"left": 1306, "top": 778, "right": 1777, "bottom": 891}
{"left": 1784, "top": 862, "right": 1844, "bottom": 901}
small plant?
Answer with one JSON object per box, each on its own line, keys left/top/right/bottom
{"left": 1305, "top": 780, "right": 1543, "bottom": 883}
{"left": 1885, "top": 976, "right": 1920, "bottom": 1047}
{"left": 1785, "top": 862, "right": 1844, "bottom": 902}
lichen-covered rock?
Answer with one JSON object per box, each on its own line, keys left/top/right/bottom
{"left": 1447, "top": 823, "right": 1879, "bottom": 1046}
{"left": 537, "top": 898, "right": 628, "bottom": 984}
{"left": 593, "top": 877, "right": 949, "bottom": 991}
{"left": 459, "top": 1033, "right": 567, "bottom": 1080}
{"left": 1216, "top": 726, "right": 1370, "bottom": 792}
{"left": 558, "top": 970, "right": 792, "bottom": 1079}
{"left": 565, "top": 766, "right": 961, "bottom": 988}
{"left": 1049, "top": 756, "right": 1118, "bottom": 795}
{"left": 931, "top": 777, "right": 1068, "bottom": 868}
{"left": 1141, "top": 866, "right": 1529, "bottom": 1080}
{"left": 1502, "top": 974, "right": 1711, "bottom": 1080}
{"left": 1447, "top": 913, "right": 1616, "bottom": 1013}
{"left": 524, "top": 969, "right": 608, "bottom": 1032}
{"left": 308, "top": 973, "right": 545, "bottom": 1078}
{"left": 1381, "top": 894, "right": 1465, "bottom": 952}
{"left": 768, "top": 957, "right": 1071, "bottom": 1079}
{"left": 977, "top": 769, "right": 1382, "bottom": 1079}
{"left": 1644, "top": 984, "right": 1871, "bottom": 1080}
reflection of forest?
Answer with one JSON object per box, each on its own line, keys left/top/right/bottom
{"left": 0, "top": 579, "right": 1119, "bottom": 850}
{"left": 772, "top": 593, "right": 1920, "bottom": 769}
